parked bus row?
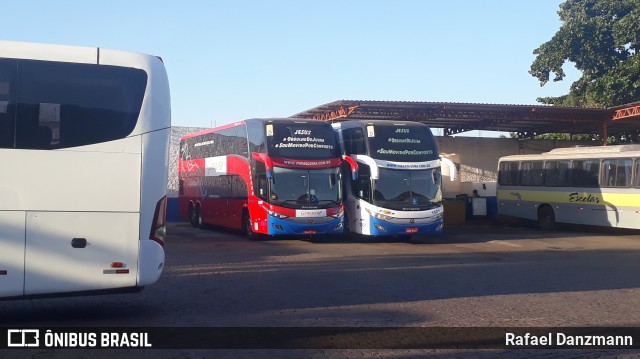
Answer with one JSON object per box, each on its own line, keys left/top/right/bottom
{"left": 178, "top": 119, "right": 445, "bottom": 239}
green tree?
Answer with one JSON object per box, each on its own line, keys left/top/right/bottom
{"left": 530, "top": 0, "right": 640, "bottom": 108}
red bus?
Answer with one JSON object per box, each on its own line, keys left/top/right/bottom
{"left": 178, "top": 118, "right": 347, "bottom": 238}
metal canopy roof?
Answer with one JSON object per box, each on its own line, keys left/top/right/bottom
{"left": 292, "top": 100, "right": 640, "bottom": 139}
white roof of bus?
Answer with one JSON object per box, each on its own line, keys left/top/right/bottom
{"left": 499, "top": 145, "right": 640, "bottom": 162}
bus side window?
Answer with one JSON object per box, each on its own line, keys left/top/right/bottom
{"left": 498, "top": 161, "right": 519, "bottom": 185}
{"left": 520, "top": 161, "right": 544, "bottom": 186}
{"left": 0, "top": 106, "right": 13, "bottom": 148}
{"left": 571, "top": 160, "right": 600, "bottom": 187}
{"left": 352, "top": 164, "right": 371, "bottom": 201}
{"left": 254, "top": 161, "right": 268, "bottom": 199}
{"left": 603, "top": 159, "right": 632, "bottom": 187}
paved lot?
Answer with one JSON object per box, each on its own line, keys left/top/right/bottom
{"left": 2, "top": 222, "right": 640, "bottom": 358}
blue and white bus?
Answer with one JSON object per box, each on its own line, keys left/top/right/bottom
{"left": 333, "top": 120, "right": 443, "bottom": 238}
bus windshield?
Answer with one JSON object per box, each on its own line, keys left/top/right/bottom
{"left": 270, "top": 167, "right": 341, "bottom": 207}
{"left": 367, "top": 125, "right": 438, "bottom": 162}
{"left": 267, "top": 122, "right": 339, "bottom": 159}
{"left": 373, "top": 168, "right": 442, "bottom": 210}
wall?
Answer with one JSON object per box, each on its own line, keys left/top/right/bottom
{"left": 435, "top": 136, "right": 593, "bottom": 182}
{"left": 168, "top": 126, "right": 206, "bottom": 197}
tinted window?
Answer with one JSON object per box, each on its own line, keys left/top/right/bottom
{"left": 342, "top": 127, "right": 367, "bottom": 155}
{"left": 602, "top": 159, "right": 632, "bottom": 187}
{"left": 0, "top": 59, "right": 17, "bottom": 148}
{"left": 181, "top": 125, "right": 248, "bottom": 160}
{"left": 635, "top": 160, "right": 640, "bottom": 188}
{"left": 200, "top": 175, "right": 247, "bottom": 199}
{"left": 498, "top": 161, "right": 519, "bottom": 186}
{"left": 545, "top": 160, "right": 570, "bottom": 187}
{"left": 352, "top": 163, "right": 371, "bottom": 200}
{"left": 520, "top": 161, "right": 544, "bottom": 186}
{"left": 266, "top": 122, "right": 339, "bottom": 159}
{"left": 571, "top": 160, "right": 600, "bottom": 187}
{"left": 0, "top": 58, "right": 147, "bottom": 150}
{"left": 366, "top": 124, "right": 438, "bottom": 162}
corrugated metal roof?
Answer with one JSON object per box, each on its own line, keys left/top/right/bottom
{"left": 291, "top": 100, "right": 638, "bottom": 139}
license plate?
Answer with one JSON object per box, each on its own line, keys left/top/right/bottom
{"left": 304, "top": 230, "right": 317, "bottom": 234}
{"left": 406, "top": 228, "right": 418, "bottom": 233}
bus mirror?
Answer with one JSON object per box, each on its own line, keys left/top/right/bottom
{"left": 342, "top": 155, "right": 359, "bottom": 180}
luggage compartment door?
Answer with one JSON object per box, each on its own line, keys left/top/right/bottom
{"left": 24, "top": 211, "right": 139, "bottom": 295}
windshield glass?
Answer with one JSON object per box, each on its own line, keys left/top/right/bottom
{"left": 266, "top": 122, "right": 339, "bottom": 160}
{"left": 270, "top": 167, "right": 341, "bottom": 207}
{"left": 367, "top": 124, "right": 439, "bottom": 162}
{"left": 373, "top": 168, "right": 442, "bottom": 210}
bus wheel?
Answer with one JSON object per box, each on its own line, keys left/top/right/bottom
{"left": 194, "top": 206, "right": 204, "bottom": 229}
{"left": 189, "top": 205, "right": 198, "bottom": 228}
{"left": 538, "top": 206, "right": 556, "bottom": 230}
{"left": 243, "top": 212, "right": 260, "bottom": 240}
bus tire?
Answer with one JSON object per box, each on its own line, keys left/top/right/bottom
{"left": 243, "top": 212, "right": 261, "bottom": 240}
{"left": 194, "top": 205, "right": 204, "bottom": 229}
{"left": 538, "top": 205, "right": 556, "bottom": 230}
{"left": 189, "top": 204, "right": 198, "bottom": 228}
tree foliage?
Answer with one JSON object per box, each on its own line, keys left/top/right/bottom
{"left": 530, "top": 0, "right": 640, "bottom": 107}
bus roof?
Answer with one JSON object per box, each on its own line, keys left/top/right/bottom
{"left": 179, "top": 118, "right": 333, "bottom": 141}
{"left": 499, "top": 145, "right": 640, "bottom": 162}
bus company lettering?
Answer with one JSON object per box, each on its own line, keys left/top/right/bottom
{"left": 194, "top": 140, "right": 214, "bottom": 147}
{"left": 569, "top": 192, "right": 600, "bottom": 204}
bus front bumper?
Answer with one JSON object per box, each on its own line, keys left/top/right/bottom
{"left": 267, "top": 216, "right": 344, "bottom": 235}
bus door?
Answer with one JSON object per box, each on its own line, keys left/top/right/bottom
{"left": 0, "top": 212, "right": 26, "bottom": 297}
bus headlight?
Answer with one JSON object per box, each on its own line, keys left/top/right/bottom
{"left": 365, "top": 208, "right": 393, "bottom": 221}
{"left": 265, "top": 209, "right": 288, "bottom": 219}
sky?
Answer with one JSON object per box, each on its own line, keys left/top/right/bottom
{"left": 3, "top": 0, "right": 579, "bottom": 132}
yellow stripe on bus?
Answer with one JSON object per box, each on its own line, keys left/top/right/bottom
{"left": 497, "top": 189, "right": 640, "bottom": 207}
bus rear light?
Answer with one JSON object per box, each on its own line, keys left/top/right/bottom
{"left": 110, "top": 262, "right": 124, "bottom": 268}
{"left": 115, "top": 269, "right": 130, "bottom": 274}
{"left": 149, "top": 195, "right": 167, "bottom": 246}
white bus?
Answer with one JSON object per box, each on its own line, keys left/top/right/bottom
{"left": 0, "top": 41, "right": 170, "bottom": 299}
{"left": 497, "top": 145, "right": 640, "bottom": 230}
{"left": 333, "top": 120, "right": 444, "bottom": 238}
